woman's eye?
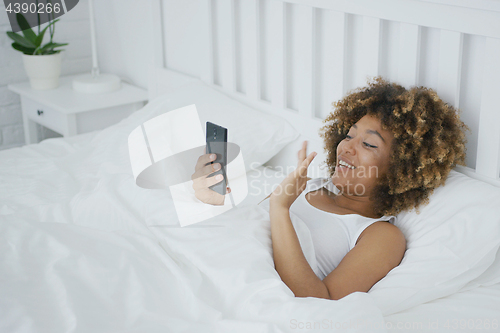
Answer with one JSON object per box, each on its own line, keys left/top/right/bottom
{"left": 345, "top": 134, "right": 352, "bottom": 139}
{"left": 363, "top": 142, "right": 377, "bottom": 148}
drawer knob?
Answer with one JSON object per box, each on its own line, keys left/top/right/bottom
{"left": 37, "top": 109, "right": 44, "bottom": 116}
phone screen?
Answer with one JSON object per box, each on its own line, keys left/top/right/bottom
{"left": 206, "top": 122, "right": 228, "bottom": 195}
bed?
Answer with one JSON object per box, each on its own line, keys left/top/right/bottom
{"left": 2, "top": 0, "right": 500, "bottom": 332}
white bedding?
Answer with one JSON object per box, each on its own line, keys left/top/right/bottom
{"left": 0, "top": 126, "right": 386, "bottom": 332}
{"left": 2, "top": 106, "right": 500, "bottom": 332}
{"left": 0, "top": 207, "right": 390, "bottom": 332}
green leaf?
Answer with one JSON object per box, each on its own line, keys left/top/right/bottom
{"left": 11, "top": 42, "right": 35, "bottom": 55}
{"left": 16, "top": 13, "right": 37, "bottom": 45}
{"left": 7, "top": 31, "right": 36, "bottom": 48}
{"left": 48, "top": 18, "right": 60, "bottom": 26}
{"left": 51, "top": 43, "right": 68, "bottom": 51}
{"left": 34, "top": 28, "right": 46, "bottom": 47}
{"left": 39, "top": 42, "right": 68, "bottom": 54}
{"left": 34, "top": 19, "right": 60, "bottom": 47}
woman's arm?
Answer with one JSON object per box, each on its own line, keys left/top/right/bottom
{"left": 322, "top": 222, "right": 406, "bottom": 300}
{"left": 270, "top": 202, "right": 330, "bottom": 298}
{"left": 268, "top": 141, "right": 328, "bottom": 297}
{"left": 271, "top": 207, "right": 406, "bottom": 299}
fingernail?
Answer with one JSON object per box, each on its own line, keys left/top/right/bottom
{"left": 214, "top": 163, "right": 221, "bottom": 170}
{"left": 211, "top": 154, "right": 216, "bottom": 160}
{"left": 216, "top": 174, "right": 223, "bottom": 181}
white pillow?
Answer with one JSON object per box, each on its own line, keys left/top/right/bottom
{"left": 142, "top": 80, "right": 299, "bottom": 172}
{"left": 368, "top": 170, "right": 500, "bottom": 315}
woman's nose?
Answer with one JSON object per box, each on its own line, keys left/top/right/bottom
{"left": 343, "top": 138, "right": 356, "bottom": 155}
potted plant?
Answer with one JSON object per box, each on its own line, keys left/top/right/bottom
{"left": 7, "top": 12, "right": 68, "bottom": 90}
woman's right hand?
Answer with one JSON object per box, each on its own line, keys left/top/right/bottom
{"left": 191, "top": 149, "right": 231, "bottom": 205}
{"left": 259, "top": 140, "right": 312, "bottom": 204}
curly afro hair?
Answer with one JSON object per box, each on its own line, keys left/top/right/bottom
{"left": 319, "top": 77, "right": 469, "bottom": 216}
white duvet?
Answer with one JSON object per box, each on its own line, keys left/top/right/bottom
{"left": 0, "top": 196, "right": 386, "bottom": 332}
{"left": 0, "top": 129, "right": 388, "bottom": 332}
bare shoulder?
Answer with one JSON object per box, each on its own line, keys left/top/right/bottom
{"left": 358, "top": 221, "right": 405, "bottom": 247}
{"left": 356, "top": 221, "right": 407, "bottom": 268}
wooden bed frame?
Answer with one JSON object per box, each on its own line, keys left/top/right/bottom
{"left": 148, "top": 0, "right": 500, "bottom": 187}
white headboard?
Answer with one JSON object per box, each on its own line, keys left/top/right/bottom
{"left": 149, "top": 0, "right": 500, "bottom": 187}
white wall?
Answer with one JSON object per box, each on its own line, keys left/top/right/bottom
{"left": 92, "top": 0, "right": 201, "bottom": 87}
{"left": 92, "top": 0, "right": 155, "bottom": 90}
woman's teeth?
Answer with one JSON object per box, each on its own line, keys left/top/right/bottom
{"left": 339, "top": 160, "right": 355, "bottom": 169}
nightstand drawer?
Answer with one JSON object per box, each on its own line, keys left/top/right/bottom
{"left": 21, "top": 97, "right": 65, "bottom": 133}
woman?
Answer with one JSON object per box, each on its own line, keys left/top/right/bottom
{"left": 192, "top": 78, "right": 468, "bottom": 301}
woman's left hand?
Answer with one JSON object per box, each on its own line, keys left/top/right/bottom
{"left": 270, "top": 150, "right": 317, "bottom": 210}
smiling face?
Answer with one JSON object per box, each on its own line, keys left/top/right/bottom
{"left": 332, "top": 114, "right": 394, "bottom": 197}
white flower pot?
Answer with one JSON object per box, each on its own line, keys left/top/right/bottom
{"left": 22, "top": 52, "right": 62, "bottom": 90}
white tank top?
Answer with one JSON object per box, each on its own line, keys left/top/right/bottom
{"left": 289, "top": 178, "right": 396, "bottom": 280}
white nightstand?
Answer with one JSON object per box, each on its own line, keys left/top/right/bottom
{"left": 8, "top": 74, "right": 148, "bottom": 144}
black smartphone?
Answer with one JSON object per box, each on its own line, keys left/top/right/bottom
{"left": 206, "top": 122, "right": 228, "bottom": 195}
